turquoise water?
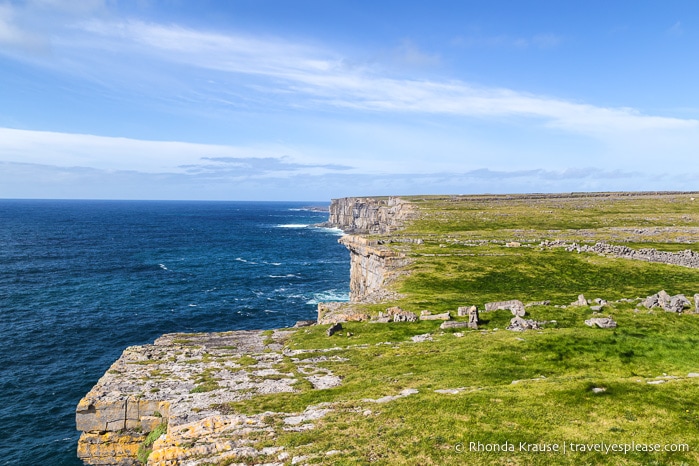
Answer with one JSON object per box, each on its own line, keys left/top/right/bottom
{"left": 0, "top": 200, "right": 349, "bottom": 465}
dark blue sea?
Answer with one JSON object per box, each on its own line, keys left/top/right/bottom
{"left": 0, "top": 200, "right": 349, "bottom": 465}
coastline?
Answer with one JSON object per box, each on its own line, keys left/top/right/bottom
{"left": 76, "top": 192, "right": 699, "bottom": 465}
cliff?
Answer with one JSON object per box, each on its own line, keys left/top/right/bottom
{"left": 323, "top": 196, "right": 416, "bottom": 234}
{"left": 76, "top": 196, "right": 417, "bottom": 464}
{"left": 317, "top": 197, "right": 417, "bottom": 324}
{"left": 76, "top": 330, "right": 342, "bottom": 465}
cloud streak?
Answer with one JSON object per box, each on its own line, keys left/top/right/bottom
{"left": 69, "top": 19, "right": 698, "bottom": 138}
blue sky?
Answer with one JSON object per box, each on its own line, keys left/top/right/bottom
{"left": 1, "top": 0, "right": 697, "bottom": 200}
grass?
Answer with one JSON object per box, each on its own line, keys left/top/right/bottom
{"left": 136, "top": 421, "right": 167, "bottom": 464}
{"left": 205, "top": 193, "right": 699, "bottom": 464}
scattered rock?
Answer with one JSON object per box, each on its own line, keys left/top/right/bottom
{"left": 525, "top": 300, "right": 550, "bottom": 307}
{"left": 484, "top": 300, "right": 525, "bottom": 317}
{"left": 327, "top": 323, "right": 342, "bottom": 337}
{"left": 590, "top": 305, "right": 602, "bottom": 312}
{"left": 688, "top": 373, "right": 699, "bottom": 378}
{"left": 669, "top": 294, "right": 691, "bottom": 313}
{"left": 385, "top": 306, "right": 418, "bottom": 322}
{"left": 695, "top": 294, "right": 699, "bottom": 313}
{"left": 571, "top": 294, "right": 589, "bottom": 306}
{"left": 592, "top": 387, "right": 606, "bottom": 393}
{"left": 584, "top": 317, "right": 617, "bottom": 329}
{"left": 647, "top": 380, "right": 666, "bottom": 385}
{"left": 643, "top": 290, "right": 692, "bottom": 313}
{"left": 506, "top": 316, "right": 542, "bottom": 332}
{"left": 411, "top": 334, "right": 433, "bottom": 343}
{"left": 457, "top": 305, "right": 477, "bottom": 317}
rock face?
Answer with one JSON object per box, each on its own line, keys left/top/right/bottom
{"left": 324, "top": 197, "right": 417, "bottom": 234}
{"left": 339, "top": 235, "right": 411, "bottom": 303}
{"left": 76, "top": 330, "right": 343, "bottom": 465}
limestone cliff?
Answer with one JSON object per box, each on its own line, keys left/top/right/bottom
{"left": 76, "top": 330, "right": 342, "bottom": 465}
{"left": 339, "top": 235, "right": 410, "bottom": 303}
{"left": 317, "top": 197, "right": 417, "bottom": 324}
{"left": 324, "top": 196, "right": 416, "bottom": 234}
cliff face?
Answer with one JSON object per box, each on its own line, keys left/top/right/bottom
{"left": 77, "top": 196, "right": 418, "bottom": 463}
{"left": 326, "top": 196, "right": 416, "bottom": 234}
{"left": 317, "top": 197, "right": 416, "bottom": 323}
{"left": 339, "top": 235, "right": 410, "bottom": 303}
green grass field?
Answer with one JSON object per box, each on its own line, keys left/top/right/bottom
{"left": 223, "top": 192, "right": 699, "bottom": 465}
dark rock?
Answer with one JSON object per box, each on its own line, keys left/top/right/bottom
{"left": 327, "top": 323, "right": 342, "bottom": 336}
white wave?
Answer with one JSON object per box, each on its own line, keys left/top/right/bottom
{"left": 235, "top": 257, "right": 257, "bottom": 264}
{"left": 306, "top": 290, "right": 350, "bottom": 305}
{"left": 276, "top": 224, "right": 309, "bottom": 228}
{"left": 311, "top": 226, "right": 345, "bottom": 236}
{"left": 158, "top": 263, "right": 168, "bottom": 270}
{"left": 268, "top": 274, "right": 297, "bottom": 278}
{"left": 188, "top": 304, "right": 197, "bottom": 307}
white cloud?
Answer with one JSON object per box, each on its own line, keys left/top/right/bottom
{"left": 0, "top": 127, "right": 350, "bottom": 176}
{"left": 69, "top": 20, "right": 699, "bottom": 139}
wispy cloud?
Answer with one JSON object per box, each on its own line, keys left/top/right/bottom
{"left": 668, "top": 21, "right": 683, "bottom": 37}
{"left": 451, "top": 32, "right": 563, "bottom": 49}
{"left": 0, "top": 159, "right": 683, "bottom": 201}
{"left": 0, "top": 127, "right": 354, "bottom": 177}
{"left": 64, "top": 20, "right": 697, "bottom": 138}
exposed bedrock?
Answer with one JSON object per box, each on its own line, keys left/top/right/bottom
{"left": 339, "top": 235, "right": 411, "bottom": 303}
{"left": 323, "top": 196, "right": 417, "bottom": 234}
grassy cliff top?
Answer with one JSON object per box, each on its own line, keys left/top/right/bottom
{"left": 150, "top": 193, "right": 699, "bottom": 465}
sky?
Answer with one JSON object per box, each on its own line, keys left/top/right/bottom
{"left": 0, "top": 1, "right": 698, "bottom": 201}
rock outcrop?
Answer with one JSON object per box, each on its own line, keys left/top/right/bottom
{"left": 323, "top": 196, "right": 417, "bottom": 234}
{"left": 339, "top": 235, "right": 411, "bottom": 303}
{"left": 76, "top": 330, "right": 343, "bottom": 465}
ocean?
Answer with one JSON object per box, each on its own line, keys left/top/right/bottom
{"left": 0, "top": 200, "right": 349, "bottom": 465}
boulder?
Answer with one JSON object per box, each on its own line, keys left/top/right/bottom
{"left": 457, "top": 305, "right": 477, "bottom": 317}
{"left": 327, "top": 323, "right": 342, "bottom": 336}
{"left": 668, "top": 294, "right": 690, "bottom": 313}
{"left": 571, "top": 294, "right": 589, "bottom": 306}
{"left": 657, "top": 290, "right": 672, "bottom": 309}
{"left": 643, "top": 294, "right": 659, "bottom": 309}
{"left": 484, "top": 300, "right": 525, "bottom": 317}
{"left": 584, "top": 317, "right": 617, "bottom": 329}
{"left": 506, "top": 316, "right": 542, "bottom": 332}
{"left": 695, "top": 294, "right": 699, "bottom": 313}
{"left": 385, "top": 307, "right": 418, "bottom": 322}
